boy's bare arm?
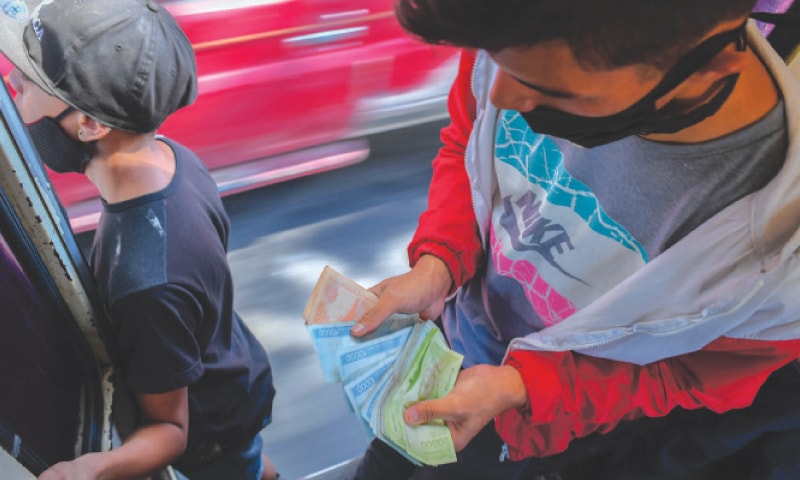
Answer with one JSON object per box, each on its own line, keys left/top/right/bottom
{"left": 38, "top": 388, "right": 189, "bottom": 480}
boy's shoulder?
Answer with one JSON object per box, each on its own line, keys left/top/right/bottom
{"left": 93, "top": 198, "right": 171, "bottom": 305}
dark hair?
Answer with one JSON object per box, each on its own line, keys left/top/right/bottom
{"left": 395, "top": 0, "right": 757, "bottom": 70}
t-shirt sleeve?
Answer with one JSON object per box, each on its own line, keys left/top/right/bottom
{"left": 110, "top": 284, "right": 205, "bottom": 394}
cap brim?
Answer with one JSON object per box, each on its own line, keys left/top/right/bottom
{"left": 0, "top": 0, "right": 55, "bottom": 94}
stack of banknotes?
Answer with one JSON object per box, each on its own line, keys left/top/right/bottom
{"left": 303, "top": 266, "right": 464, "bottom": 466}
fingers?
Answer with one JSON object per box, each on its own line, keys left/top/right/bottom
{"left": 404, "top": 398, "right": 448, "bottom": 425}
{"left": 351, "top": 263, "right": 449, "bottom": 336}
{"left": 37, "top": 466, "right": 64, "bottom": 480}
{"left": 404, "top": 399, "right": 472, "bottom": 452}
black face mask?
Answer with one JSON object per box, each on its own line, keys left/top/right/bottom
{"left": 519, "top": 22, "right": 748, "bottom": 148}
{"left": 26, "top": 107, "right": 93, "bottom": 174}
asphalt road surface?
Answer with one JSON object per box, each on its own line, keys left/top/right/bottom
{"left": 222, "top": 120, "right": 447, "bottom": 480}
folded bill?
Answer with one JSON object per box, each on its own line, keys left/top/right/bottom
{"left": 303, "top": 265, "right": 377, "bottom": 325}
{"left": 304, "top": 266, "right": 464, "bottom": 466}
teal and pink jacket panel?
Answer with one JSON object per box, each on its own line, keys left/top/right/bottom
{"left": 407, "top": 22, "right": 800, "bottom": 461}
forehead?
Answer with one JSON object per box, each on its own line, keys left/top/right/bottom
{"left": 489, "top": 42, "right": 660, "bottom": 99}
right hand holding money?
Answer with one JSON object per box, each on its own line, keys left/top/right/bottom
{"left": 403, "top": 364, "right": 528, "bottom": 452}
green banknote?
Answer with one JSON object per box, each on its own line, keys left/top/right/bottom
{"left": 375, "top": 321, "right": 463, "bottom": 466}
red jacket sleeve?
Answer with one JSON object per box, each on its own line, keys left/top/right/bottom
{"left": 496, "top": 337, "right": 800, "bottom": 460}
{"left": 407, "top": 49, "right": 483, "bottom": 289}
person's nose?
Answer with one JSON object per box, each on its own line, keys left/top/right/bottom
{"left": 489, "top": 69, "right": 540, "bottom": 112}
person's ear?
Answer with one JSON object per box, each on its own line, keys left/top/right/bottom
{"left": 681, "top": 45, "right": 749, "bottom": 88}
{"left": 654, "top": 45, "right": 749, "bottom": 109}
{"left": 75, "top": 114, "right": 112, "bottom": 142}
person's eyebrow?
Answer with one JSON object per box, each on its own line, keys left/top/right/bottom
{"left": 510, "top": 74, "right": 580, "bottom": 99}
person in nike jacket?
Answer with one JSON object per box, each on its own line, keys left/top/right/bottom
{"left": 350, "top": 1, "right": 800, "bottom": 478}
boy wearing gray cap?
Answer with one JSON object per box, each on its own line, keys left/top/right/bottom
{"left": 0, "top": 0, "right": 278, "bottom": 479}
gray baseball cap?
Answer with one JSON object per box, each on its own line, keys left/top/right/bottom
{"left": 0, "top": 0, "right": 197, "bottom": 133}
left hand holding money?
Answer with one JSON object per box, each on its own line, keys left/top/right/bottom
{"left": 351, "top": 255, "right": 452, "bottom": 337}
{"left": 402, "top": 364, "right": 528, "bottom": 451}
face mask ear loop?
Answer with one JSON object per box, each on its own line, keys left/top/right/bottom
{"left": 53, "top": 106, "right": 75, "bottom": 122}
{"left": 734, "top": 22, "right": 748, "bottom": 52}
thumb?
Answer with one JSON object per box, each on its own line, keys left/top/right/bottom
{"left": 404, "top": 398, "right": 447, "bottom": 425}
{"left": 351, "top": 297, "right": 396, "bottom": 337}
{"left": 351, "top": 281, "right": 396, "bottom": 337}
{"left": 350, "top": 305, "right": 386, "bottom": 337}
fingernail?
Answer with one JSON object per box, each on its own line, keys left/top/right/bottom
{"left": 405, "top": 409, "right": 418, "bottom": 424}
{"left": 351, "top": 324, "right": 365, "bottom": 335}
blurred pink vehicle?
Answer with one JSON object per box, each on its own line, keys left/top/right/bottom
{"left": 2, "top": 0, "right": 458, "bottom": 232}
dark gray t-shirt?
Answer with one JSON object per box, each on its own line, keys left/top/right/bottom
{"left": 90, "top": 139, "right": 275, "bottom": 463}
{"left": 555, "top": 99, "right": 787, "bottom": 256}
